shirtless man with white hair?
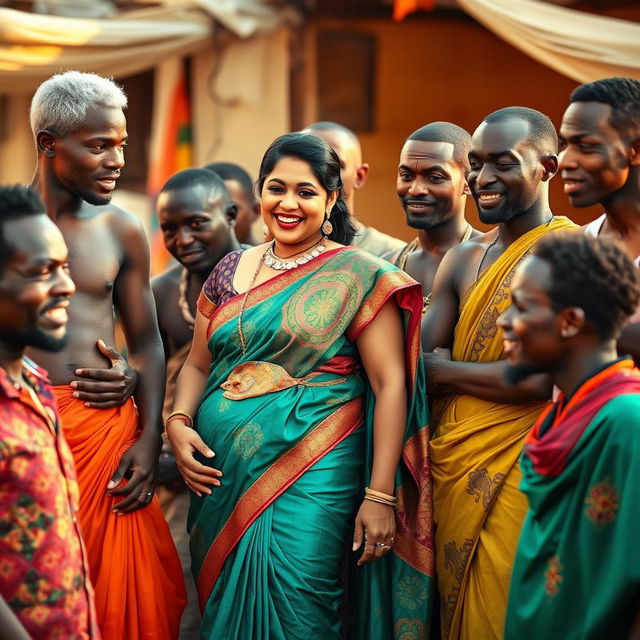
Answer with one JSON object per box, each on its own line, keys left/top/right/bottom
{"left": 28, "top": 71, "right": 185, "bottom": 639}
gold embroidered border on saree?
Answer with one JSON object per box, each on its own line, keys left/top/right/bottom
{"left": 430, "top": 217, "right": 577, "bottom": 640}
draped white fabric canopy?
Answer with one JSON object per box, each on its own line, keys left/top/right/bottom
{"left": 456, "top": 0, "right": 640, "bottom": 82}
{"left": 0, "top": 0, "right": 292, "bottom": 93}
{"left": 1, "top": 0, "right": 638, "bottom": 94}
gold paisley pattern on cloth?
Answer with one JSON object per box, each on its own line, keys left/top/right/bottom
{"left": 282, "top": 271, "right": 363, "bottom": 349}
{"left": 442, "top": 538, "right": 474, "bottom": 639}
{"left": 466, "top": 266, "right": 517, "bottom": 363}
{"left": 394, "top": 618, "right": 425, "bottom": 640}
{"left": 466, "top": 468, "right": 506, "bottom": 512}
{"left": 232, "top": 422, "right": 264, "bottom": 459}
{"left": 198, "top": 248, "right": 348, "bottom": 342}
{"left": 220, "top": 361, "right": 347, "bottom": 400}
{"left": 396, "top": 576, "right": 429, "bottom": 611}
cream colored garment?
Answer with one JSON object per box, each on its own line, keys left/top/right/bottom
{"left": 0, "top": 2, "right": 293, "bottom": 94}
{"left": 456, "top": 0, "right": 640, "bottom": 82}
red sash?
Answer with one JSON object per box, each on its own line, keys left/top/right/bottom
{"left": 525, "top": 360, "right": 640, "bottom": 477}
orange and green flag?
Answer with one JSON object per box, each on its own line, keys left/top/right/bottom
{"left": 148, "top": 63, "right": 193, "bottom": 275}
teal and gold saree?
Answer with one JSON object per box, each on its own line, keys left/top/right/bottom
{"left": 191, "top": 247, "right": 433, "bottom": 639}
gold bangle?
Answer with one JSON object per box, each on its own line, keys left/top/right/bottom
{"left": 365, "top": 487, "right": 397, "bottom": 504}
{"left": 163, "top": 411, "right": 193, "bottom": 437}
{"left": 364, "top": 495, "right": 396, "bottom": 508}
{"left": 166, "top": 411, "right": 193, "bottom": 427}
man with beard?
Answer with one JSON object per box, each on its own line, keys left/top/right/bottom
{"left": 28, "top": 71, "right": 185, "bottom": 639}
{"left": 559, "top": 76, "right": 640, "bottom": 363}
{"left": 498, "top": 233, "right": 640, "bottom": 639}
{"left": 152, "top": 168, "right": 242, "bottom": 640}
{"left": 391, "top": 122, "right": 480, "bottom": 313}
{"left": 303, "top": 121, "right": 405, "bottom": 257}
{"left": 204, "top": 162, "right": 261, "bottom": 246}
{"left": 0, "top": 185, "right": 100, "bottom": 639}
{"left": 422, "top": 107, "right": 576, "bottom": 640}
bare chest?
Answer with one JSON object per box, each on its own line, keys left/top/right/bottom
{"left": 59, "top": 218, "right": 122, "bottom": 298}
{"left": 405, "top": 253, "right": 442, "bottom": 297}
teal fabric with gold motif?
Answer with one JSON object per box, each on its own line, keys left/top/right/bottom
{"left": 190, "top": 247, "right": 433, "bottom": 639}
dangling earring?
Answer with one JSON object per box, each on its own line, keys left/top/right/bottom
{"left": 322, "top": 210, "right": 333, "bottom": 236}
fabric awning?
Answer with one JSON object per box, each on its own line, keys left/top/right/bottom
{"left": 0, "top": 0, "right": 294, "bottom": 94}
{"left": 455, "top": 0, "right": 640, "bottom": 82}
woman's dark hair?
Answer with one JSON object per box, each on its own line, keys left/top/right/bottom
{"left": 257, "top": 132, "right": 356, "bottom": 245}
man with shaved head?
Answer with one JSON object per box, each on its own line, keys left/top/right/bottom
{"left": 153, "top": 168, "right": 242, "bottom": 639}
{"left": 391, "top": 121, "right": 480, "bottom": 313}
{"left": 204, "top": 161, "right": 261, "bottom": 246}
{"left": 422, "top": 107, "right": 577, "bottom": 640}
{"left": 303, "top": 121, "right": 405, "bottom": 256}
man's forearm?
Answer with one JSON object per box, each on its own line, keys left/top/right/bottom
{"left": 435, "top": 359, "right": 552, "bottom": 404}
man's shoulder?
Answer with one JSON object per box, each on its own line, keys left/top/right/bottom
{"left": 594, "top": 392, "right": 640, "bottom": 447}
{"left": 599, "top": 391, "right": 640, "bottom": 420}
{"left": 446, "top": 228, "right": 494, "bottom": 260}
{"left": 353, "top": 224, "right": 405, "bottom": 256}
{"left": 151, "top": 265, "right": 181, "bottom": 299}
{"left": 101, "top": 203, "right": 145, "bottom": 234}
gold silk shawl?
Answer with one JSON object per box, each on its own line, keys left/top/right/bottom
{"left": 430, "top": 217, "right": 576, "bottom": 640}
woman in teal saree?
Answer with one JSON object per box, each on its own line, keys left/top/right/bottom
{"left": 166, "top": 134, "right": 433, "bottom": 639}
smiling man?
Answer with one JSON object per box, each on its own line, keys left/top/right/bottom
{"left": 152, "top": 168, "right": 242, "bottom": 640}
{"left": 498, "top": 233, "right": 640, "bottom": 640}
{"left": 27, "top": 71, "right": 185, "bottom": 639}
{"left": 390, "top": 122, "right": 480, "bottom": 313}
{"left": 422, "top": 107, "right": 576, "bottom": 640}
{"left": 559, "top": 77, "right": 640, "bottom": 363}
{"left": 0, "top": 185, "right": 101, "bottom": 640}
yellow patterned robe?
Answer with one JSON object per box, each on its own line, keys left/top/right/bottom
{"left": 430, "top": 217, "right": 577, "bottom": 640}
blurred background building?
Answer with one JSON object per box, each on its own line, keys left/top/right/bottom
{"left": 1, "top": 0, "right": 639, "bottom": 263}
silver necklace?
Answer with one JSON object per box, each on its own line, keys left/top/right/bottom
{"left": 263, "top": 238, "right": 326, "bottom": 270}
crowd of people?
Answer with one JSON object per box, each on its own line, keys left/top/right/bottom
{"left": 0, "top": 69, "right": 639, "bottom": 640}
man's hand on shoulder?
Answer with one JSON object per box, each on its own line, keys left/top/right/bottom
{"left": 71, "top": 339, "right": 138, "bottom": 408}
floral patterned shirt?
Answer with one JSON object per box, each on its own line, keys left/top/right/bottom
{"left": 0, "top": 359, "right": 99, "bottom": 639}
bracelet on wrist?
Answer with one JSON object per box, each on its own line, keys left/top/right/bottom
{"left": 163, "top": 411, "right": 193, "bottom": 436}
{"left": 364, "top": 495, "right": 396, "bottom": 508}
{"left": 364, "top": 486, "right": 397, "bottom": 507}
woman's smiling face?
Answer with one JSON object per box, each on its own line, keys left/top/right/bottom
{"left": 261, "top": 156, "right": 336, "bottom": 251}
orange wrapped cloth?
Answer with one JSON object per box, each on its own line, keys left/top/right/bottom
{"left": 53, "top": 386, "right": 186, "bottom": 640}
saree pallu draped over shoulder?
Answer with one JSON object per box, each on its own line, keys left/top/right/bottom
{"left": 191, "top": 247, "right": 433, "bottom": 640}
{"left": 429, "top": 217, "right": 577, "bottom": 640}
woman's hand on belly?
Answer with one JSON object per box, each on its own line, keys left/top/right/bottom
{"left": 352, "top": 501, "right": 396, "bottom": 565}
{"left": 165, "top": 421, "right": 223, "bottom": 497}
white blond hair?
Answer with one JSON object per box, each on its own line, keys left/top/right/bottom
{"left": 30, "top": 70, "right": 127, "bottom": 138}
